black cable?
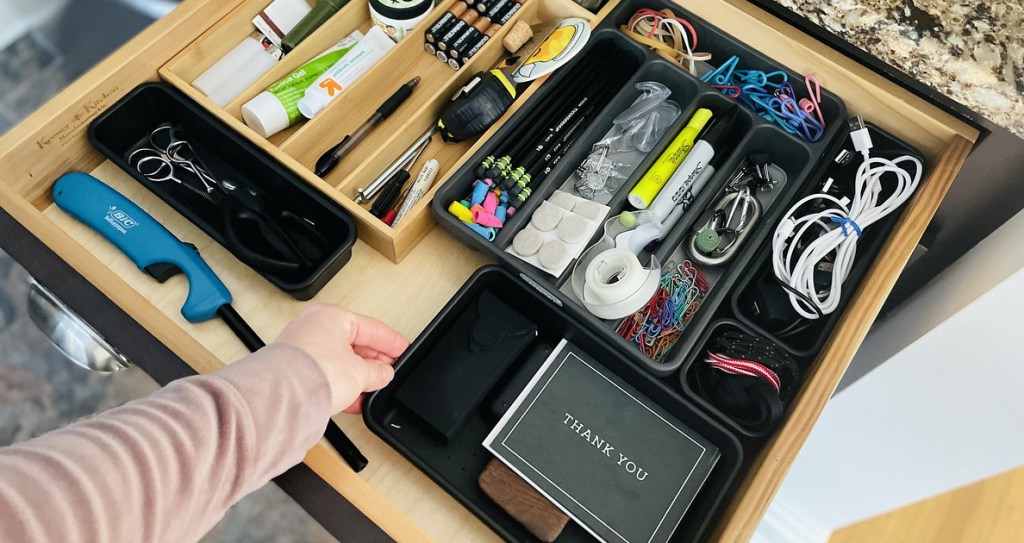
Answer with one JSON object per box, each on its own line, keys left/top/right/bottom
{"left": 770, "top": 279, "right": 825, "bottom": 338}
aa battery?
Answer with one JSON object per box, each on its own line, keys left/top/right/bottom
{"left": 425, "top": 1, "right": 469, "bottom": 43}
{"left": 448, "top": 23, "right": 500, "bottom": 68}
{"left": 447, "top": 0, "right": 522, "bottom": 69}
{"left": 448, "top": 17, "right": 490, "bottom": 58}
{"left": 449, "top": 0, "right": 511, "bottom": 59}
{"left": 437, "top": 9, "right": 479, "bottom": 51}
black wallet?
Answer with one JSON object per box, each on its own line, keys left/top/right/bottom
{"left": 396, "top": 291, "right": 537, "bottom": 441}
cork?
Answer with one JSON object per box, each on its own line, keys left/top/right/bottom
{"left": 503, "top": 19, "right": 533, "bottom": 53}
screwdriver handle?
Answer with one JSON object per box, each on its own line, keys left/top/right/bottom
{"left": 370, "top": 170, "right": 411, "bottom": 217}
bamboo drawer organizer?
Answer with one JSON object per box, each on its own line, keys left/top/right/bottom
{"left": 0, "top": 0, "right": 980, "bottom": 540}
{"left": 161, "top": 0, "right": 594, "bottom": 262}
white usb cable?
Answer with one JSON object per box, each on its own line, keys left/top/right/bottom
{"left": 771, "top": 117, "right": 923, "bottom": 319}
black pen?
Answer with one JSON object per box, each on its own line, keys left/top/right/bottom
{"left": 315, "top": 76, "right": 421, "bottom": 177}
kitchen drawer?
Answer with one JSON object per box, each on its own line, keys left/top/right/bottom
{"left": 0, "top": 0, "right": 977, "bottom": 542}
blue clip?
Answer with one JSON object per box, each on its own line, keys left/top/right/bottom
{"left": 702, "top": 55, "right": 739, "bottom": 84}
{"left": 831, "top": 216, "right": 862, "bottom": 237}
{"left": 763, "top": 70, "right": 789, "bottom": 88}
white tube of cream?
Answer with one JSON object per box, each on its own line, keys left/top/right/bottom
{"left": 297, "top": 26, "right": 395, "bottom": 119}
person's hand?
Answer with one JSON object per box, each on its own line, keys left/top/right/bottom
{"left": 275, "top": 303, "right": 409, "bottom": 414}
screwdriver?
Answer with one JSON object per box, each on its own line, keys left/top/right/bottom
{"left": 315, "top": 76, "right": 421, "bottom": 177}
{"left": 52, "top": 172, "right": 369, "bottom": 472}
{"left": 370, "top": 137, "right": 430, "bottom": 219}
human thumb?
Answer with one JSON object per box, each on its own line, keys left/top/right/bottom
{"left": 361, "top": 361, "right": 395, "bottom": 392}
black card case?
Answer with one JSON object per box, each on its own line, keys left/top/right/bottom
{"left": 395, "top": 291, "right": 537, "bottom": 441}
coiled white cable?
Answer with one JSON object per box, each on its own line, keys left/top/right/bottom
{"left": 771, "top": 119, "right": 923, "bottom": 319}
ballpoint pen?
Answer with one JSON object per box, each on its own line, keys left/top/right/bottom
{"left": 315, "top": 76, "right": 421, "bottom": 177}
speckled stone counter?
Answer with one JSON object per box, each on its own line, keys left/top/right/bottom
{"left": 774, "top": 0, "right": 1023, "bottom": 137}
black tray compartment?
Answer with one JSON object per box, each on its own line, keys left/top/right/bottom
{"left": 365, "top": 266, "right": 743, "bottom": 543}
{"left": 89, "top": 82, "right": 356, "bottom": 300}
{"left": 730, "top": 123, "right": 925, "bottom": 357}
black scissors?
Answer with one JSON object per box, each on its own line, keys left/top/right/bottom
{"left": 128, "top": 125, "right": 328, "bottom": 275}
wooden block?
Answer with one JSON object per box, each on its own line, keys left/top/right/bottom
{"left": 479, "top": 458, "right": 569, "bottom": 542}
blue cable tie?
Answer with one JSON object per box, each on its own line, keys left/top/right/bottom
{"left": 831, "top": 216, "right": 862, "bottom": 237}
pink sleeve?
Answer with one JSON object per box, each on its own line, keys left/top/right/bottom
{"left": 0, "top": 342, "right": 333, "bottom": 543}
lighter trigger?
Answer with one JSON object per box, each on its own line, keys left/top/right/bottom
{"left": 144, "top": 243, "right": 199, "bottom": 282}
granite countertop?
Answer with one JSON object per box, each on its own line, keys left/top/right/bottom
{"left": 775, "top": 0, "right": 1023, "bottom": 138}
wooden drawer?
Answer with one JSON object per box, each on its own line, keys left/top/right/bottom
{"left": 0, "top": 0, "right": 977, "bottom": 541}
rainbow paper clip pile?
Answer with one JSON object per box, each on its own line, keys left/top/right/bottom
{"left": 701, "top": 55, "right": 826, "bottom": 142}
{"left": 617, "top": 260, "right": 709, "bottom": 363}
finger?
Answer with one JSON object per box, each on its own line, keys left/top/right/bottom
{"left": 353, "top": 345, "right": 398, "bottom": 365}
{"left": 347, "top": 313, "right": 410, "bottom": 359}
{"left": 360, "top": 360, "right": 395, "bottom": 392}
{"left": 343, "top": 394, "right": 365, "bottom": 415}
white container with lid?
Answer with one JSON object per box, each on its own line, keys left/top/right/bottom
{"left": 369, "top": 0, "right": 435, "bottom": 43}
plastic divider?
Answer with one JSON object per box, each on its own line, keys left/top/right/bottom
{"left": 597, "top": 0, "right": 847, "bottom": 156}
{"left": 729, "top": 123, "right": 926, "bottom": 357}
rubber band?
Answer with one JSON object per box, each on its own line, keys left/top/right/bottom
{"left": 623, "top": 8, "right": 709, "bottom": 75}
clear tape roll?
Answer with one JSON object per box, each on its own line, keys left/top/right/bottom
{"left": 573, "top": 244, "right": 661, "bottom": 319}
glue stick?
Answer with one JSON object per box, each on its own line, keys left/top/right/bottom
{"left": 627, "top": 108, "right": 713, "bottom": 209}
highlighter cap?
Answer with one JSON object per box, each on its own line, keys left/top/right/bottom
{"left": 242, "top": 91, "right": 290, "bottom": 138}
{"left": 688, "top": 108, "right": 714, "bottom": 133}
{"left": 627, "top": 107, "right": 715, "bottom": 209}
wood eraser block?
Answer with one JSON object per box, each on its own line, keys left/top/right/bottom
{"left": 479, "top": 458, "right": 569, "bottom": 542}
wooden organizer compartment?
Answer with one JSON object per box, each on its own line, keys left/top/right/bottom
{"left": 160, "top": 0, "right": 593, "bottom": 262}
{"left": 0, "top": 0, "right": 980, "bottom": 541}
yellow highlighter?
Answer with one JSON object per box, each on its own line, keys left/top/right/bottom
{"left": 628, "top": 108, "right": 714, "bottom": 209}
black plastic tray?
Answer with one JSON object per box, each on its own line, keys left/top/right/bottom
{"left": 432, "top": 16, "right": 847, "bottom": 379}
{"left": 597, "top": 0, "right": 846, "bottom": 155}
{"left": 88, "top": 83, "right": 356, "bottom": 300}
{"left": 364, "top": 266, "right": 743, "bottom": 543}
{"left": 677, "top": 318, "right": 811, "bottom": 442}
{"left": 729, "top": 123, "right": 925, "bottom": 358}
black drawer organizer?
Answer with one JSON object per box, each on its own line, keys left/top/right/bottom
{"left": 89, "top": 83, "right": 357, "bottom": 300}
{"left": 368, "top": 0, "right": 925, "bottom": 540}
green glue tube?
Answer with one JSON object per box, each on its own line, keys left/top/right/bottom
{"left": 282, "top": 0, "right": 350, "bottom": 52}
{"left": 241, "top": 31, "right": 363, "bottom": 138}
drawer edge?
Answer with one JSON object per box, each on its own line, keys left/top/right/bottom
{"left": 710, "top": 135, "right": 975, "bottom": 542}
